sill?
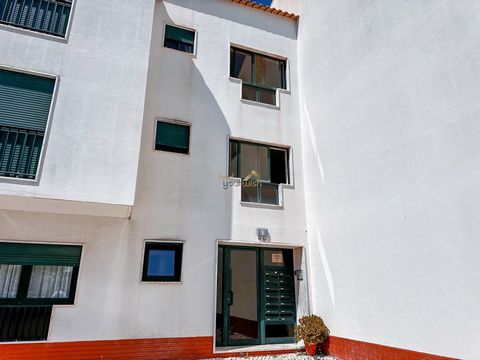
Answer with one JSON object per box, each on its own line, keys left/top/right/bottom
{"left": 240, "top": 201, "right": 284, "bottom": 210}
{"left": 0, "top": 23, "right": 68, "bottom": 43}
{"left": 0, "top": 175, "right": 39, "bottom": 185}
{"left": 240, "top": 98, "right": 280, "bottom": 110}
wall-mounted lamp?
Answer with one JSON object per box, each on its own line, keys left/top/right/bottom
{"left": 256, "top": 228, "right": 269, "bottom": 242}
{"left": 294, "top": 269, "right": 303, "bottom": 281}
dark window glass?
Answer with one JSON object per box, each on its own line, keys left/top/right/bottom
{"left": 0, "top": 243, "right": 81, "bottom": 342}
{"left": 164, "top": 24, "right": 195, "bottom": 54}
{"left": 155, "top": 121, "right": 190, "bottom": 154}
{"left": 230, "top": 47, "right": 286, "bottom": 105}
{"left": 142, "top": 242, "right": 183, "bottom": 282}
{"left": 230, "top": 140, "right": 288, "bottom": 205}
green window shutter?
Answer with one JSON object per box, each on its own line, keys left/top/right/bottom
{"left": 165, "top": 24, "right": 195, "bottom": 45}
{"left": 155, "top": 121, "right": 190, "bottom": 154}
{"left": 0, "top": 69, "right": 55, "bottom": 132}
{"left": 0, "top": 242, "right": 82, "bottom": 266}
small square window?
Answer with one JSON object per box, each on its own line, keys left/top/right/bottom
{"left": 164, "top": 24, "right": 195, "bottom": 54}
{"left": 142, "top": 242, "right": 183, "bottom": 282}
{"left": 155, "top": 120, "right": 190, "bottom": 154}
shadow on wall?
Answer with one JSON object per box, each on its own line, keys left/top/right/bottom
{"left": 124, "top": 0, "right": 234, "bottom": 335}
{"left": 166, "top": 0, "right": 296, "bottom": 39}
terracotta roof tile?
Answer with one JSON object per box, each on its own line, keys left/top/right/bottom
{"left": 230, "top": 0, "right": 299, "bottom": 20}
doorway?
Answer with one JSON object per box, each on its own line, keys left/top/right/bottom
{"left": 216, "top": 246, "right": 296, "bottom": 346}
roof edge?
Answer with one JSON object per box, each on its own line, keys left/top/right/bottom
{"left": 230, "top": 0, "right": 299, "bottom": 20}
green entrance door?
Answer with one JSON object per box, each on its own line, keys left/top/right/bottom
{"left": 216, "top": 246, "right": 296, "bottom": 346}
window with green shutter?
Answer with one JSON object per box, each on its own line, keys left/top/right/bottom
{"left": 0, "top": 0, "right": 73, "bottom": 37}
{"left": 164, "top": 24, "right": 196, "bottom": 54}
{"left": 0, "top": 69, "right": 55, "bottom": 180}
{"left": 0, "top": 242, "right": 82, "bottom": 342}
{"left": 155, "top": 120, "right": 190, "bottom": 154}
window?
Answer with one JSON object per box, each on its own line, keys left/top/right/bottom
{"left": 0, "top": 0, "right": 73, "bottom": 37}
{"left": 0, "top": 69, "right": 55, "bottom": 180}
{"left": 164, "top": 24, "right": 195, "bottom": 54}
{"left": 230, "top": 47, "right": 286, "bottom": 106}
{"left": 0, "top": 242, "right": 82, "bottom": 342}
{"left": 229, "top": 140, "right": 289, "bottom": 205}
{"left": 142, "top": 242, "right": 183, "bottom": 282}
{"left": 155, "top": 120, "right": 190, "bottom": 154}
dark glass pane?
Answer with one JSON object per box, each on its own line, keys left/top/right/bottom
{"left": 216, "top": 247, "right": 224, "bottom": 346}
{"left": 155, "top": 121, "right": 190, "bottom": 154}
{"left": 229, "top": 141, "right": 239, "bottom": 177}
{"left": 255, "top": 56, "right": 283, "bottom": 88}
{"left": 229, "top": 249, "right": 258, "bottom": 341}
{"left": 242, "top": 85, "right": 257, "bottom": 102}
{"left": 265, "top": 324, "right": 294, "bottom": 338}
{"left": 241, "top": 183, "right": 259, "bottom": 203}
{"left": 232, "top": 51, "right": 252, "bottom": 82}
{"left": 165, "top": 25, "right": 194, "bottom": 43}
{"left": 259, "top": 183, "right": 278, "bottom": 205}
{"left": 147, "top": 250, "right": 176, "bottom": 277}
{"left": 270, "top": 149, "right": 287, "bottom": 184}
{"left": 164, "top": 38, "right": 193, "bottom": 54}
{"left": 239, "top": 143, "right": 269, "bottom": 181}
{"left": 258, "top": 88, "right": 276, "bottom": 105}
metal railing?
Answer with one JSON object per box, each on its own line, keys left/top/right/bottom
{"left": 0, "top": 125, "right": 44, "bottom": 179}
{"left": 0, "top": 305, "right": 52, "bottom": 341}
{"left": 0, "top": 0, "right": 72, "bottom": 37}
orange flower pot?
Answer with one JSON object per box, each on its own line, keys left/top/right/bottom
{"left": 305, "top": 342, "right": 317, "bottom": 356}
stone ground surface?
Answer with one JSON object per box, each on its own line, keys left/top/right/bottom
{"left": 204, "top": 353, "right": 336, "bottom": 360}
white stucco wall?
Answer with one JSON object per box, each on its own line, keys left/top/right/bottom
{"left": 271, "top": 0, "right": 303, "bottom": 15}
{"left": 298, "top": 1, "right": 480, "bottom": 359}
{"left": 0, "top": 0, "right": 154, "bottom": 214}
{"left": 0, "top": 0, "right": 309, "bottom": 343}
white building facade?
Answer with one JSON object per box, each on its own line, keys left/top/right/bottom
{"left": 0, "top": 1, "right": 478, "bottom": 359}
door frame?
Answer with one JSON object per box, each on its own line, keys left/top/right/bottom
{"left": 216, "top": 244, "right": 296, "bottom": 347}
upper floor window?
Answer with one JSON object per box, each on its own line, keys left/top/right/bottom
{"left": 0, "top": 69, "right": 55, "bottom": 180}
{"left": 155, "top": 119, "right": 190, "bottom": 155}
{"left": 0, "top": 242, "right": 82, "bottom": 342}
{"left": 229, "top": 139, "right": 289, "bottom": 205}
{"left": 230, "top": 47, "right": 286, "bottom": 106}
{"left": 142, "top": 241, "right": 183, "bottom": 282}
{"left": 0, "top": 0, "right": 73, "bottom": 38}
{"left": 164, "top": 24, "right": 195, "bottom": 54}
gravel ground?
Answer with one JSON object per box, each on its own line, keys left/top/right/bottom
{"left": 205, "top": 353, "right": 336, "bottom": 360}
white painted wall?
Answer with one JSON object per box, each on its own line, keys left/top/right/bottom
{"left": 298, "top": 1, "right": 480, "bottom": 359}
{"left": 271, "top": 0, "right": 303, "bottom": 15}
{"left": 0, "top": 0, "right": 309, "bottom": 343}
{"left": 0, "top": 0, "right": 155, "bottom": 215}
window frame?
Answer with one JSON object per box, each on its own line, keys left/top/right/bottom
{"left": 154, "top": 118, "right": 191, "bottom": 155}
{"left": 0, "top": 0, "right": 76, "bottom": 40}
{"left": 162, "top": 22, "right": 197, "bottom": 55}
{"left": 0, "top": 65, "right": 58, "bottom": 183}
{"left": 0, "top": 244, "right": 82, "bottom": 306}
{"left": 142, "top": 241, "right": 184, "bottom": 283}
{"left": 230, "top": 46, "right": 287, "bottom": 105}
{"left": 229, "top": 139, "right": 290, "bottom": 186}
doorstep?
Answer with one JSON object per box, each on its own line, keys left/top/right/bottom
{"left": 214, "top": 343, "right": 302, "bottom": 354}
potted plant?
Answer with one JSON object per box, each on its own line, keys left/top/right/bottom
{"left": 295, "top": 314, "right": 330, "bottom": 356}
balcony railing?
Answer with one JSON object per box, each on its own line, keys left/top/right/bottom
{"left": 0, "top": 305, "right": 52, "bottom": 341}
{"left": 241, "top": 182, "right": 279, "bottom": 205}
{"left": 0, "top": 125, "right": 44, "bottom": 180}
{"left": 0, "top": 0, "right": 72, "bottom": 37}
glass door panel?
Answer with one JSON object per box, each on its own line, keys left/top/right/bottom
{"left": 228, "top": 249, "right": 259, "bottom": 345}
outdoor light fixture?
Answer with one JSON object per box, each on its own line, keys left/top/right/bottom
{"left": 295, "top": 269, "right": 304, "bottom": 281}
{"left": 256, "top": 228, "right": 269, "bottom": 241}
